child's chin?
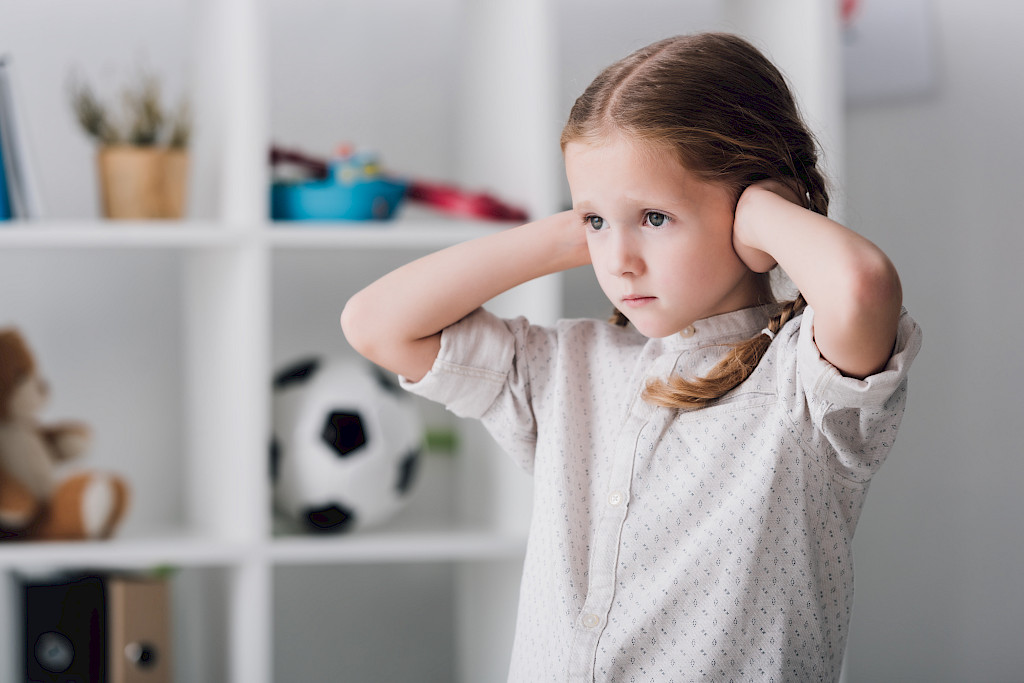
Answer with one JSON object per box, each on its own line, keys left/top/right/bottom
{"left": 630, "top": 320, "right": 670, "bottom": 339}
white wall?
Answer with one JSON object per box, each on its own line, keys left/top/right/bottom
{"left": 842, "top": 1, "right": 1024, "bottom": 680}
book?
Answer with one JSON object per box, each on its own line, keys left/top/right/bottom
{"left": 0, "top": 130, "right": 10, "bottom": 220}
{"left": 0, "top": 54, "right": 43, "bottom": 219}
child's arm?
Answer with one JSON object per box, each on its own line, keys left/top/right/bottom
{"left": 341, "top": 211, "right": 589, "bottom": 382}
{"left": 732, "top": 183, "right": 903, "bottom": 379}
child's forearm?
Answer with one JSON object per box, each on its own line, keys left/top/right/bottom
{"left": 734, "top": 185, "right": 902, "bottom": 378}
{"left": 341, "top": 211, "right": 588, "bottom": 381}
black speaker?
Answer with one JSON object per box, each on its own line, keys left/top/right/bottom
{"left": 24, "top": 575, "right": 107, "bottom": 682}
{"left": 22, "top": 573, "right": 172, "bottom": 683}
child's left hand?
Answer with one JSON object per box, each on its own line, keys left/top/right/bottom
{"left": 731, "top": 181, "right": 802, "bottom": 273}
{"left": 730, "top": 178, "right": 902, "bottom": 379}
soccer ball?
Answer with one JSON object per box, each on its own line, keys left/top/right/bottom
{"left": 270, "top": 357, "right": 423, "bottom": 533}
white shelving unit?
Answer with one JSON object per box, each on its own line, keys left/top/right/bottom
{"left": 0, "top": 223, "right": 550, "bottom": 682}
{"left": 0, "top": 1, "right": 841, "bottom": 681}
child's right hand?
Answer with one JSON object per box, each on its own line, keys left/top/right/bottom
{"left": 542, "top": 209, "right": 592, "bottom": 270}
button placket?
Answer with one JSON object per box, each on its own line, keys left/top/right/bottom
{"left": 566, "top": 400, "right": 655, "bottom": 681}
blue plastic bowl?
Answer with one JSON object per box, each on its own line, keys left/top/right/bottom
{"left": 271, "top": 177, "right": 408, "bottom": 221}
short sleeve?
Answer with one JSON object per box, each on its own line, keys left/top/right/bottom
{"left": 398, "top": 307, "right": 549, "bottom": 471}
{"left": 398, "top": 307, "right": 516, "bottom": 418}
{"left": 789, "top": 306, "right": 923, "bottom": 482}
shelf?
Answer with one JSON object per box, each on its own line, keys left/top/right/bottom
{"left": 0, "top": 524, "right": 527, "bottom": 569}
{"left": 266, "top": 219, "right": 509, "bottom": 249}
{"left": 0, "top": 530, "right": 525, "bottom": 570}
{"left": 0, "top": 0, "right": 564, "bottom": 680}
{"left": 268, "top": 530, "right": 526, "bottom": 565}
{"left": 0, "top": 219, "right": 510, "bottom": 250}
{"left": 0, "top": 533, "right": 249, "bottom": 571}
{"left": 0, "top": 221, "right": 241, "bottom": 248}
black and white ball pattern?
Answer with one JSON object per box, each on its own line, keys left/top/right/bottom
{"left": 271, "top": 357, "right": 423, "bottom": 533}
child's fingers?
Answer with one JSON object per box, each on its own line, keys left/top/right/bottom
{"left": 748, "top": 179, "right": 803, "bottom": 207}
{"left": 732, "top": 231, "right": 777, "bottom": 272}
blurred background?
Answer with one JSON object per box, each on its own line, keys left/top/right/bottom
{"left": 1, "top": 0, "right": 1022, "bottom": 681}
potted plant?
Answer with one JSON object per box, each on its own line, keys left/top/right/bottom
{"left": 69, "top": 70, "right": 190, "bottom": 219}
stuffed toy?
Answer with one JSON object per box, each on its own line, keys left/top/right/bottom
{"left": 0, "top": 327, "right": 129, "bottom": 541}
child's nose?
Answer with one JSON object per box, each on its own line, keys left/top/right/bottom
{"left": 607, "top": 229, "right": 643, "bottom": 277}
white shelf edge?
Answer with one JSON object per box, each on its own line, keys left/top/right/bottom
{"left": 0, "top": 221, "right": 243, "bottom": 248}
{"left": 267, "top": 530, "right": 527, "bottom": 565}
{"left": 0, "top": 219, "right": 512, "bottom": 250}
{"left": 266, "top": 219, "right": 508, "bottom": 249}
{"left": 0, "top": 534, "right": 252, "bottom": 570}
{"left": 0, "top": 530, "right": 527, "bottom": 570}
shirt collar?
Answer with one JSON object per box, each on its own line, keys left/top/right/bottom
{"left": 653, "top": 304, "right": 778, "bottom": 353}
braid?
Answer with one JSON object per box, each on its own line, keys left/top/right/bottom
{"left": 625, "top": 161, "right": 823, "bottom": 410}
{"left": 643, "top": 294, "right": 806, "bottom": 409}
{"left": 640, "top": 144, "right": 826, "bottom": 410}
{"left": 624, "top": 163, "right": 823, "bottom": 410}
{"left": 803, "top": 163, "right": 830, "bottom": 216}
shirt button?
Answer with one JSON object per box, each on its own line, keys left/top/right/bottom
{"left": 679, "top": 324, "right": 696, "bottom": 338}
{"left": 582, "top": 613, "right": 601, "bottom": 628}
{"left": 608, "top": 491, "right": 625, "bottom": 507}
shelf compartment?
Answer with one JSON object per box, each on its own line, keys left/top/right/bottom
{"left": 273, "top": 562, "right": 458, "bottom": 682}
{"left": 0, "top": 564, "right": 237, "bottom": 683}
{"left": 0, "top": 249, "right": 193, "bottom": 536}
{"left": 0, "top": 247, "right": 270, "bottom": 545}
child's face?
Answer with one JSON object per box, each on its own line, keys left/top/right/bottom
{"left": 564, "top": 134, "right": 761, "bottom": 338}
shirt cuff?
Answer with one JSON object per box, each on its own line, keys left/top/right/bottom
{"left": 797, "top": 306, "right": 923, "bottom": 408}
{"left": 398, "top": 308, "right": 515, "bottom": 419}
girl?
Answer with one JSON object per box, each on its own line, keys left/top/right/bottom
{"left": 343, "top": 32, "right": 921, "bottom": 682}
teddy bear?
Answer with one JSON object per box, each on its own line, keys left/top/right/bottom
{"left": 0, "top": 327, "right": 129, "bottom": 541}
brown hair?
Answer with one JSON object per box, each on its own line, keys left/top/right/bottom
{"left": 561, "top": 32, "right": 828, "bottom": 409}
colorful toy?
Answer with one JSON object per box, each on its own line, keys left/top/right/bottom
{"left": 269, "top": 144, "right": 529, "bottom": 222}
{"left": 0, "top": 328, "right": 129, "bottom": 541}
{"left": 270, "top": 357, "right": 423, "bottom": 533}
{"left": 270, "top": 146, "right": 407, "bottom": 221}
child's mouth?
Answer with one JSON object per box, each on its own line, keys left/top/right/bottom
{"left": 622, "top": 295, "right": 656, "bottom": 308}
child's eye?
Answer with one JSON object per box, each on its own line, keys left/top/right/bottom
{"left": 645, "top": 211, "right": 667, "bottom": 227}
{"left": 588, "top": 215, "right": 606, "bottom": 231}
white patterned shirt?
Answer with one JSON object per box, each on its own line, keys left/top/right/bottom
{"left": 401, "top": 304, "right": 922, "bottom": 682}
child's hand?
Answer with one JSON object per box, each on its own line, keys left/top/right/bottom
{"left": 543, "top": 209, "right": 592, "bottom": 270}
{"left": 343, "top": 210, "right": 595, "bottom": 382}
{"left": 732, "top": 181, "right": 803, "bottom": 273}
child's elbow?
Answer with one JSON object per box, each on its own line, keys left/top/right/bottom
{"left": 340, "top": 293, "right": 377, "bottom": 361}
{"left": 852, "top": 250, "right": 903, "bottom": 318}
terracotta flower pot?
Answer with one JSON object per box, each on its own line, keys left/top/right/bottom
{"left": 97, "top": 146, "right": 188, "bottom": 219}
